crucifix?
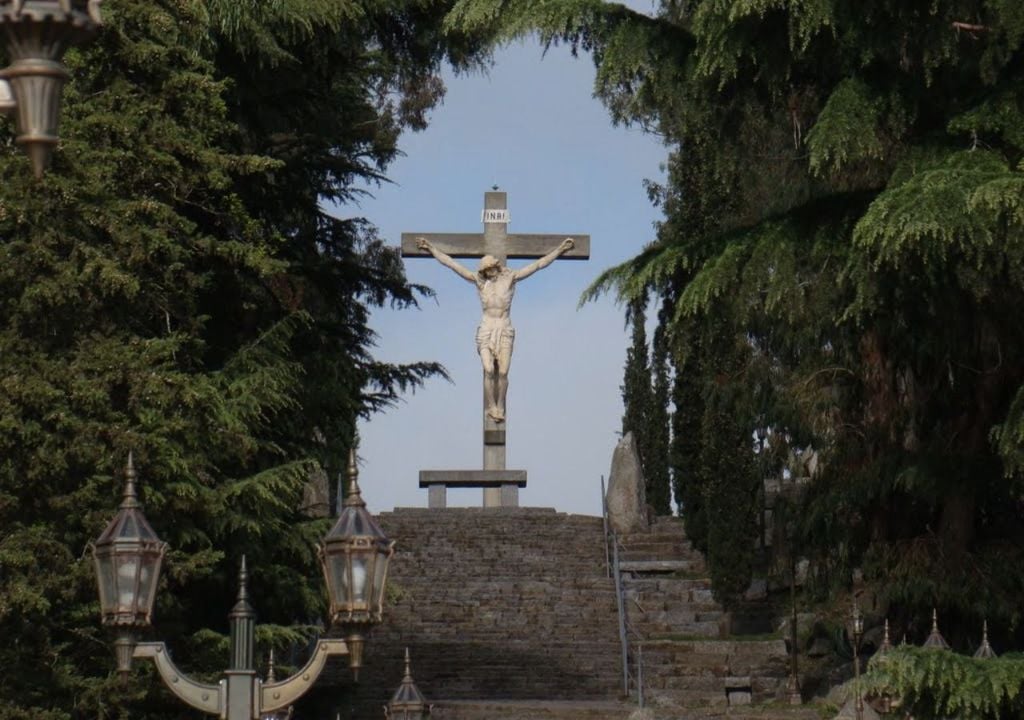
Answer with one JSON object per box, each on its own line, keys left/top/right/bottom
{"left": 402, "top": 189, "right": 590, "bottom": 508}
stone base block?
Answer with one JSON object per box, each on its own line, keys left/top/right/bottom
{"left": 419, "top": 470, "right": 527, "bottom": 509}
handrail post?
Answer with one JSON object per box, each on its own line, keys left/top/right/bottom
{"left": 611, "top": 532, "right": 630, "bottom": 697}
{"left": 600, "top": 475, "right": 610, "bottom": 578}
{"left": 637, "top": 642, "right": 644, "bottom": 709}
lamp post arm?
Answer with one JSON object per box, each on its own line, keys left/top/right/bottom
{"left": 259, "top": 639, "right": 349, "bottom": 713}
{"left": 133, "top": 642, "right": 224, "bottom": 716}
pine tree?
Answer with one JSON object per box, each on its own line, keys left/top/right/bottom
{"left": 0, "top": 2, "right": 485, "bottom": 717}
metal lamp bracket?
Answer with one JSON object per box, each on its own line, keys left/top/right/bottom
{"left": 133, "top": 639, "right": 349, "bottom": 718}
{"left": 260, "top": 639, "right": 349, "bottom": 713}
{"left": 133, "top": 642, "right": 224, "bottom": 716}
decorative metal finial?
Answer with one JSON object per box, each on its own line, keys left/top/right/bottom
{"left": 343, "top": 448, "right": 365, "bottom": 509}
{"left": 267, "top": 649, "right": 277, "bottom": 682}
{"left": 121, "top": 451, "right": 141, "bottom": 509}
{"left": 237, "top": 556, "right": 250, "bottom": 604}
{"left": 491, "top": 184, "right": 499, "bottom": 191}
{"left": 404, "top": 647, "right": 412, "bottom": 680}
{"left": 974, "top": 620, "right": 997, "bottom": 659}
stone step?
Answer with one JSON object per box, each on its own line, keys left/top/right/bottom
{"left": 429, "top": 699, "right": 634, "bottom": 720}
{"left": 431, "top": 698, "right": 824, "bottom": 720}
{"left": 620, "top": 559, "right": 703, "bottom": 574}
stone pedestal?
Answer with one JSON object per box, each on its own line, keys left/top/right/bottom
{"left": 419, "top": 471, "right": 527, "bottom": 509}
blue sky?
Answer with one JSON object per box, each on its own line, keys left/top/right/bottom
{"left": 350, "top": 4, "right": 668, "bottom": 515}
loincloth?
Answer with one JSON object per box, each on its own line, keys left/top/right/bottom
{"left": 476, "top": 323, "right": 515, "bottom": 356}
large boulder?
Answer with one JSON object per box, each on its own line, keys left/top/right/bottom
{"left": 606, "top": 432, "right": 648, "bottom": 534}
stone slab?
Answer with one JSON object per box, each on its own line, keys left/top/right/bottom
{"left": 619, "top": 560, "right": 696, "bottom": 574}
{"left": 419, "top": 470, "right": 527, "bottom": 488}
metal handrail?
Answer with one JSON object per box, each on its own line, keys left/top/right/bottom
{"left": 601, "top": 476, "right": 645, "bottom": 704}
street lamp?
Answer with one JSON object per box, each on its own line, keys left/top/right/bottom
{"left": 851, "top": 599, "right": 864, "bottom": 720}
{"left": 0, "top": 0, "right": 102, "bottom": 177}
{"left": 319, "top": 449, "right": 396, "bottom": 680}
{"left": 92, "top": 450, "right": 394, "bottom": 720}
{"left": 91, "top": 452, "right": 167, "bottom": 679}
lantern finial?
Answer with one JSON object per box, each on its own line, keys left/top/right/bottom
{"left": 344, "top": 448, "right": 365, "bottom": 509}
{"left": 122, "top": 451, "right": 141, "bottom": 509}
{"left": 923, "top": 608, "right": 950, "bottom": 650}
{"left": 879, "top": 618, "right": 893, "bottom": 653}
{"left": 974, "top": 620, "right": 997, "bottom": 659}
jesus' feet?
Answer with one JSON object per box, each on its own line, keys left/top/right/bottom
{"left": 487, "top": 406, "right": 506, "bottom": 423}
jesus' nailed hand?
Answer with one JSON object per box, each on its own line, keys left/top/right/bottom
{"left": 414, "top": 236, "right": 575, "bottom": 423}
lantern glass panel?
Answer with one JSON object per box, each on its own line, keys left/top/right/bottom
{"left": 372, "top": 550, "right": 388, "bottom": 609}
{"left": 116, "top": 554, "right": 141, "bottom": 612}
{"left": 137, "top": 553, "right": 160, "bottom": 613}
{"left": 328, "top": 553, "right": 348, "bottom": 605}
{"left": 351, "top": 556, "right": 368, "bottom": 603}
{"left": 95, "top": 553, "right": 116, "bottom": 612}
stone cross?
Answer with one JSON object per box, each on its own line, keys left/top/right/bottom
{"left": 401, "top": 190, "right": 590, "bottom": 507}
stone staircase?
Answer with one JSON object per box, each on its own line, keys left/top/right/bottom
{"left": 345, "top": 508, "right": 625, "bottom": 718}
{"left": 336, "top": 509, "right": 808, "bottom": 720}
{"left": 618, "top": 517, "right": 792, "bottom": 710}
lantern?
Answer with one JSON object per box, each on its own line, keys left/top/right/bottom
{"left": 318, "top": 450, "right": 394, "bottom": 679}
{"left": 384, "top": 648, "right": 430, "bottom": 720}
{"left": 0, "top": 0, "right": 102, "bottom": 177}
{"left": 92, "top": 453, "right": 167, "bottom": 676}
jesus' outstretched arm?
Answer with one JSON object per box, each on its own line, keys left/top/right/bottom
{"left": 415, "top": 237, "right": 477, "bottom": 283}
{"left": 512, "top": 238, "right": 575, "bottom": 281}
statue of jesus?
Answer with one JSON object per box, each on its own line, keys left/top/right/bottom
{"left": 415, "top": 236, "right": 576, "bottom": 423}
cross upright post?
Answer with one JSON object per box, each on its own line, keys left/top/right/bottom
{"left": 402, "top": 190, "right": 590, "bottom": 507}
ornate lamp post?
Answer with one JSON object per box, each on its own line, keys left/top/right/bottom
{"left": 851, "top": 599, "right": 864, "bottom": 720}
{"left": 0, "top": 0, "right": 102, "bottom": 177}
{"left": 92, "top": 450, "right": 394, "bottom": 720}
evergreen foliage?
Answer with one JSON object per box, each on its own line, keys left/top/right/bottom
{"left": 866, "top": 646, "right": 1024, "bottom": 720}
{"left": 647, "top": 296, "right": 673, "bottom": 515}
{"left": 447, "top": 0, "right": 1024, "bottom": 647}
{"left": 620, "top": 293, "right": 656, "bottom": 501}
{"left": 670, "top": 320, "right": 707, "bottom": 552}
{"left": 0, "top": 1, "right": 483, "bottom": 717}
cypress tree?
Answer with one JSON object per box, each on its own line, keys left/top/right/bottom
{"left": 647, "top": 295, "right": 673, "bottom": 515}
{"left": 621, "top": 293, "right": 655, "bottom": 500}
{"left": 671, "top": 325, "right": 707, "bottom": 552}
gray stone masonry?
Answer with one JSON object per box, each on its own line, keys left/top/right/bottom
{"left": 346, "top": 509, "right": 620, "bottom": 718}
{"left": 618, "top": 517, "right": 791, "bottom": 709}
{"left": 335, "top": 510, "right": 801, "bottom": 720}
